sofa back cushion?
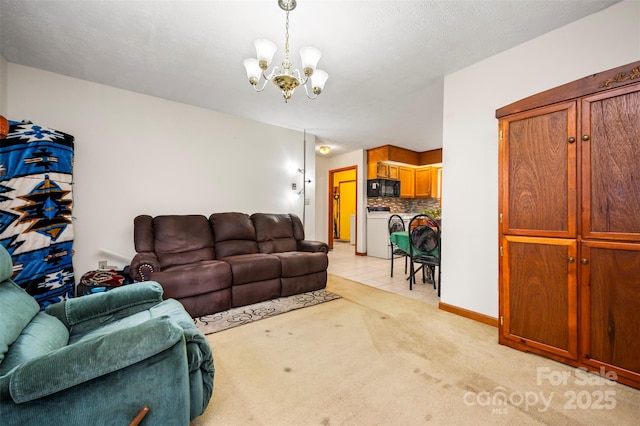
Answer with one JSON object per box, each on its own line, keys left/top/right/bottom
{"left": 0, "top": 279, "right": 40, "bottom": 364}
{"left": 150, "top": 215, "right": 215, "bottom": 269}
{"left": 210, "top": 213, "right": 258, "bottom": 258}
{"left": 0, "top": 311, "right": 69, "bottom": 375}
{"left": 251, "top": 213, "right": 299, "bottom": 253}
{"left": 0, "top": 245, "right": 12, "bottom": 283}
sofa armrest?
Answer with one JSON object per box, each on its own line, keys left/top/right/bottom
{"left": 130, "top": 252, "right": 161, "bottom": 281}
{"left": 297, "top": 240, "right": 329, "bottom": 253}
{"left": 129, "top": 251, "right": 160, "bottom": 281}
{"left": 6, "top": 316, "right": 183, "bottom": 403}
{"left": 45, "top": 281, "right": 164, "bottom": 329}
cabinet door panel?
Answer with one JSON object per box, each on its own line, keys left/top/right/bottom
{"left": 388, "top": 165, "right": 399, "bottom": 180}
{"left": 399, "top": 167, "right": 414, "bottom": 198}
{"left": 414, "top": 167, "right": 431, "bottom": 197}
{"left": 500, "top": 236, "right": 578, "bottom": 359}
{"left": 581, "top": 240, "right": 640, "bottom": 379}
{"left": 377, "top": 163, "right": 388, "bottom": 178}
{"left": 582, "top": 84, "right": 640, "bottom": 240}
{"left": 499, "top": 102, "right": 577, "bottom": 237}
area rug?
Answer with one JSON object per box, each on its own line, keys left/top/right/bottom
{"left": 193, "top": 289, "right": 340, "bottom": 334}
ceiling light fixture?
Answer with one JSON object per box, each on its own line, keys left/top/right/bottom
{"left": 243, "top": 0, "right": 329, "bottom": 103}
{"left": 318, "top": 145, "right": 331, "bottom": 155}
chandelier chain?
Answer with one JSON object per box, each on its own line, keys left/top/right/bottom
{"left": 284, "top": 9, "right": 290, "bottom": 59}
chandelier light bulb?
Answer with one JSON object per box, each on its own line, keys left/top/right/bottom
{"left": 299, "top": 46, "right": 322, "bottom": 76}
{"left": 310, "top": 70, "right": 329, "bottom": 95}
{"left": 254, "top": 39, "right": 277, "bottom": 69}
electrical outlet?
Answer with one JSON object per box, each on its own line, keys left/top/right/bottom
{"left": 292, "top": 183, "right": 297, "bottom": 190}
{"left": 98, "top": 260, "right": 107, "bottom": 269}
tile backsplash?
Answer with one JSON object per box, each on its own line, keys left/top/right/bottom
{"left": 367, "top": 197, "right": 440, "bottom": 214}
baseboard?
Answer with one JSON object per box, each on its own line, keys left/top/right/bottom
{"left": 438, "top": 302, "right": 498, "bottom": 327}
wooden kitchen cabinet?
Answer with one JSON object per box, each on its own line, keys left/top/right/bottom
{"left": 431, "top": 166, "right": 442, "bottom": 199}
{"left": 398, "top": 166, "right": 414, "bottom": 198}
{"left": 387, "top": 164, "right": 399, "bottom": 180}
{"left": 414, "top": 166, "right": 432, "bottom": 197}
{"left": 498, "top": 60, "right": 640, "bottom": 388}
{"left": 367, "top": 162, "right": 399, "bottom": 180}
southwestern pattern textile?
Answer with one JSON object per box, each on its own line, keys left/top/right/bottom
{"left": 0, "top": 120, "right": 75, "bottom": 309}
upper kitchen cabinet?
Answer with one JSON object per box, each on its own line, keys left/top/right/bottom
{"left": 414, "top": 167, "right": 432, "bottom": 198}
{"left": 368, "top": 162, "right": 399, "bottom": 180}
{"left": 367, "top": 145, "right": 422, "bottom": 165}
{"left": 366, "top": 145, "right": 442, "bottom": 198}
{"left": 399, "top": 167, "right": 414, "bottom": 198}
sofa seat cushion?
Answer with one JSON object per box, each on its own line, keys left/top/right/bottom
{"left": 271, "top": 252, "right": 329, "bottom": 277}
{"left": 152, "top": 260, "right": 232, "bottom": 300}
{"left": 0, "top": 312, "right": 69, "bottom": 375}
{"left": 222, "top": 254, "right": 281, "bottom": 285}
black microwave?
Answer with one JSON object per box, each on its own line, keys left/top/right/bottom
{"left": 367, "top": 179, "right": 400, "bottom": 197}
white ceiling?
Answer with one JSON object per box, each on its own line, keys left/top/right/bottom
{"left": 0, "top": 0, "right": 620, "bottom": 156}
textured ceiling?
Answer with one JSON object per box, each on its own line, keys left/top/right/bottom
{"left": 0, "top": 0, "right": 620, "bottom": 155}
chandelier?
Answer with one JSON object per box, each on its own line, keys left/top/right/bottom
{"left": 243, "top": 0, "right": 329, "bottom": 103}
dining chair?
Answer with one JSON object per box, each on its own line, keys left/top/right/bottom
{"left": 408, "top": 214, "right": 441, "bottom": 296}
{"left": 388, "top": 214, "right": 408, "bottom": 277}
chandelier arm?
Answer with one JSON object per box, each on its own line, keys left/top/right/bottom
{"left": 301, "top": 82, "right": 319, "bottom": 100}
{"left": 263, "top": 66, "right": 280, "bottom": 82}
{"left": 292, "top": 68, "right": 308, "bottom": 85}
{"left": 252, "top": 77, "right": 271, "bottom": 92}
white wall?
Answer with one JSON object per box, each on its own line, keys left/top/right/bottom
{"left": 315, "top": 149, "right": 367, "bottom": 253}
{"left": 0, "top": 54, "right": 7, "bottom": 114}
{"left": 5, "top": 64, "right": 315, "bottom": 278}
{"left": 441, "top": 0, "right": 640, "bottom": 318}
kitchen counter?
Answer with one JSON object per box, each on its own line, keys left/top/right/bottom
{"left": 366, "top": 212, "right": 418, "bottom": 259}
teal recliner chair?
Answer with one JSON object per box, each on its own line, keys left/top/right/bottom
{"left": 0, "top": 245, "right": 214, "bottom": 425}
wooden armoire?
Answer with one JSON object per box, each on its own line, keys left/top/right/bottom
{"left": 497, "top": 60, "right": 640, "bottom": 389}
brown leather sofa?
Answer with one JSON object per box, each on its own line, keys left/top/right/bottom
{"left": 130, "top": 213, "right": 329, "bottom": 318}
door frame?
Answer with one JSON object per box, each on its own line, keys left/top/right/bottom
{"left": 328, "top": 165, "right": 358, "bottom": 251}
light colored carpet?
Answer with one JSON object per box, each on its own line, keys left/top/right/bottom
{"left": 192, "top": 275, "right": 640, "bottom": 425}
{"left": 194, "top": 289, "right": 341, "bottom": 334}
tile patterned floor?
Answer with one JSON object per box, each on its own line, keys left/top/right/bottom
{"left": 327, "top": 241, "right": 440, "bottom": 306}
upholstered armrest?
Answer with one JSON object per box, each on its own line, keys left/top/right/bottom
{"left": 297, "top": 240, "right": 329, "bottom": 253}
{"left": 130, "top": 252, "right": 161, "bottom": 281}
{"left": 5, "top": 317, "right": 183, "bottom": 403}
{"left": 45, "top": 281, "right": 163, "bottom": 329}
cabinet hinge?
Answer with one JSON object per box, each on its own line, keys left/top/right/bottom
{"left": 499, "top": 246, "right": 503, "bottom": 256}
{"left": 499, "top": 130, "right": 504, "bottom": 141}
{"left": 500, "top": 316, "right": 504, "bottom": 326}
{"left": 499, "top": 213, "right": 503, "bottom": 223}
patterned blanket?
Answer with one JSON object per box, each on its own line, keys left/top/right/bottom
{"left": 0, "top": 120, "right": 75, "bottom": 309}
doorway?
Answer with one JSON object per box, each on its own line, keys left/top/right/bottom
{"left": 328, "top": 166, "right": 357, "bottom": 250}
